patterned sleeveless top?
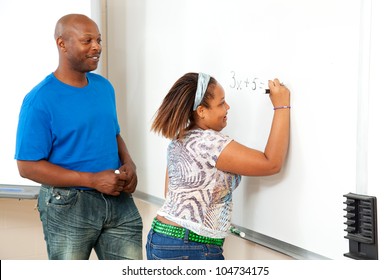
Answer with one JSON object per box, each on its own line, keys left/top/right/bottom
{"left": 157, "top": 129, "right": 241, "bottom": 238}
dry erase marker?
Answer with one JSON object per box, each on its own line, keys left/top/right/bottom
{"left": 230, "top": 226, "right": 246, "bottom": 237}
{"left": 114, "top": 170, "right": 120, "bottom": 174}
{"left": 263, "top": 89, "right": 270, "bottom": 94}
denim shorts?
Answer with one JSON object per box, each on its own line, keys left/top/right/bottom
{"left": 146, "top": 228, "right": 225, "bottom": 260}
{"left": 37, "top": 185, "right": 143, "bottom": 260}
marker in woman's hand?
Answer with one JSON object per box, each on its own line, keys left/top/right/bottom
{"left": 114, "top": 170, "right": 120, "bottom": 174}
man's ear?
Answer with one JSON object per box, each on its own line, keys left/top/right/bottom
{"left": 57, "top": 36, "right": 66, "bottom": 52}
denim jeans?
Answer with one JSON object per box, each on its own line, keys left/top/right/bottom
{"left": 38, "top": 185, "right": 143, "bottom": 260}
{"left": 146, "top": 228, "right": 225, "bottom": 260}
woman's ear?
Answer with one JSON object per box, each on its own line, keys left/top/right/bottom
{"left": 196, "top": 106, "right": 205, "bottom": 119}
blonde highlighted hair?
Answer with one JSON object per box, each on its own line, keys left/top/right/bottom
{"left": 151, "top": 72, "right": 216, "bottom": 139}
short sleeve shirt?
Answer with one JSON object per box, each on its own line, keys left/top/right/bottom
{"left": 158, "top": 129, "right": 241, "bottom": 238}
{"left": 15, "top": 73, "right": 121, "bottom": 175}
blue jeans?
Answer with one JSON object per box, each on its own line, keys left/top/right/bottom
{"left": 146, "top": 228, "right": 225, "bottom": 260}
{"left": 38, "top": 186, "right": 143, "bottom": 260}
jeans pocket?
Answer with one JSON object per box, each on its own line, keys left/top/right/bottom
{"left": 204, "top": 244, "right": 224, "bottom": 260}
{"left": 47, "top": 187, "right": 78, "bottom": 209}
{"left": 147, "top": 231, "right": 207, "bottom": 260}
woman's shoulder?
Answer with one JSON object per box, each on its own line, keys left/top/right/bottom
{"left": 185, "top": 129, "right": 232, "bottom": 145}
{"left": 201, "top": 129, "right": 230, "bottom": 139}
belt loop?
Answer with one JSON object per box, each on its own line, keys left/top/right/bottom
{"left": 184, "top": 228, "right": 190, "bottom": 243}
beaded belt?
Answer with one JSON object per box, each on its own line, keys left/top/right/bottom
{"left": 151, "top": 218, "right": 224, "bottom": 246}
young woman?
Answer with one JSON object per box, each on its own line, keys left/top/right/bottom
{"left": 146, "top": 72, "right": 290, "bottom": 260}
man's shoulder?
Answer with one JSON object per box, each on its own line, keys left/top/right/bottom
{"left": 25, "top": 74, "right": 56, "bottom": 99}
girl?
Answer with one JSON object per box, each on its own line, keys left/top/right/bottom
{"left": 146, "top": 72, "right": 290, "bottom": 260}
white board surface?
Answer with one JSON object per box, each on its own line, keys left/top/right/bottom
{"left": 108, "top": 0, "right": 362, "bottom": 259}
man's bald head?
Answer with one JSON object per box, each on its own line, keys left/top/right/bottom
{"left": 54, "top": 14, "right": 98, "bottom": 41}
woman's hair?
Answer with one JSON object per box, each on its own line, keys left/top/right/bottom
{"left": 151, "top": 72, "right": 217, "bottom": 139}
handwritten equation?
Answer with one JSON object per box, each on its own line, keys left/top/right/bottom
{"left": 229, "top": 71, "right": 268, "bottom": 93}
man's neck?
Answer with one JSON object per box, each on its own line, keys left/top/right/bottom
{"left": 53, "top": 68, "right": 89, "bottom": 88}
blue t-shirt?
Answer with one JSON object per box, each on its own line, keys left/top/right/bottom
{"left": 15, "top": 73, "right": 121, "bottom": 175}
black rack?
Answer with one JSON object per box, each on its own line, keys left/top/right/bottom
{"left": 343, "top": 192, "right": 378, "bottom": 260}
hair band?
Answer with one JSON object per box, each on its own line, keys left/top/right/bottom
{"left": 193, "top": 73, "right": 210, "bottom": 111}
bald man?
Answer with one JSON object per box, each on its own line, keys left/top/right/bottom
{"left": 15, "top": 14, "right": 143, "bottom": 260}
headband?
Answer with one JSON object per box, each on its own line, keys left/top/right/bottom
{"left": 193, "top": 72, "right": 211, "bottom": 111}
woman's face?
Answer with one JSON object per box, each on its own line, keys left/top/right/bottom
{"left": 200, "top": 83, "right": 230, "bottom": 131}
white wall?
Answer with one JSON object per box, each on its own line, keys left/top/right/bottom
{"left": 366, "top": 0, "right": 390, "bottom": 260}
{"left": 0, "top": 0, "right": 92, "bottom": 186}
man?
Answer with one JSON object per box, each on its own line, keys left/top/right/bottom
{"left": 15, "top": 14, "right": 143, "bottom": 260}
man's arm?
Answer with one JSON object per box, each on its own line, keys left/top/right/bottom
{"left": 17, "top": 159, "right": 125, "bottom": 196}
{"left": 116, "top": 134, "right": 138, "bottom": 193}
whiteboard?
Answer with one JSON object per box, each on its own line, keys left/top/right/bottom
{"left": 109, "top": 0, "right": 362, "bottom": 259}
